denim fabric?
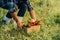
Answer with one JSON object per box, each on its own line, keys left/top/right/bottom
{"left": 17, "top": 3, "right": 27, "bottom": 17}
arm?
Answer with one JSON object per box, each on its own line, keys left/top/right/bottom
{"left": 11, "top": 12, "right": 20, "bottom": 23}
{"left": 8, "top": 1, "right": 23, "bottom": 29}
{"left": 26, "top": 0, "right": 36, "bottom": 20}
{"left": 10, "top": 12, "right": 23, "bottom": 29}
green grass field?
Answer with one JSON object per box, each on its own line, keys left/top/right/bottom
{"left": 0, "top": 0, "right": 60, "bottom": 40}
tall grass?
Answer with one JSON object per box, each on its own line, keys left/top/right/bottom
{"left": 0, "top": 0, "right": 60, "bottom": 40}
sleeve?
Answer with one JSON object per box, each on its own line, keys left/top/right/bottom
{"left": 6, "top": 0, "right": 18, "bottom": 13}
{"left": 25, "top": 0, "right": 33, "bottom": 11}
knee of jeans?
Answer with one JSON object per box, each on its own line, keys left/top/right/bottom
{"left": 7, "top": 2, "right": 18, "bottom": 13}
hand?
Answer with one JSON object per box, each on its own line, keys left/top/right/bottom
{"left": 17, "top": 21, "right": 23, "bottom": 29}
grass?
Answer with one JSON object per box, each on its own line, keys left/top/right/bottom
{"left": 0, "top": 0, "right": 60, "bottom": 40}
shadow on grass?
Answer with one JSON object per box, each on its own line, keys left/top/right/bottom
{"left": 0, "top": 20, "right": 31, "bottom": 38}
{"left": 54, "top": 14, "right": 60, "bottom": 24}
{"left": 0, "top": 20, "right": 3, "bottom": 27}
{"left": 52, "top": 35, "right": 60, "bottom": 40}
{"left": 7, "top": 27, "right": 31, "bottom": 38}
{"left": 19, "top": 30, "right": 31, "bottom": 37}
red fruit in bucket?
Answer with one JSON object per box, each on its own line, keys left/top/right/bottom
{"left": 28, "top": 22, "right": 38, "bottom": 26}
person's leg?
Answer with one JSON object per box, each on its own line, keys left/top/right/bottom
{"left": 2, "top": 12, "right": 12, "bottom": 25}
{"left": 2, "top": 2, "right": 23, "bottom": 29}
{"left": 5, "top": 2, "right": 24, "bottom": 29}
{"left": 0, "top": 1, "right": 12, "bottom": 25}
{"left": 17, "top": 3, "right": 27, "bottom": 22}
{"left": 2, "top": 2, "right": 18, "bottom": 25}
{"left": 6, "top": 12, "right": 12, "bottom": 18}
